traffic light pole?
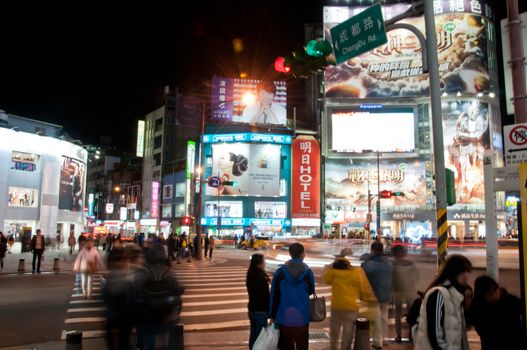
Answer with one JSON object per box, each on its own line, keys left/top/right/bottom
{"left": 376, "top": 151, "right": 381, "bottom": 236}
{"left": 424, "top": 0, "right": 449, "bottom": 269}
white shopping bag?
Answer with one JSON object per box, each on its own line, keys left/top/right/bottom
{"left": 253, "top": 325, "right": 279, "bottom": 350}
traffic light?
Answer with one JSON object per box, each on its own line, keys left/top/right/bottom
{"left": 182, "top": 216, "right": 192, "bottom": 225}
{"left": 379, "top": 190, "right": 392, "bottom": 198}
{"left": 445, "top": 168, "right": 456, "bottom": 206}
{"left": 364, "top": 223, "right": 370, "bottom": 230}
{"left": 392, "top": 191, "right": 405, "bottom": 197}
{"left": 274, "top": 40, "right": 334, "bottom": 78}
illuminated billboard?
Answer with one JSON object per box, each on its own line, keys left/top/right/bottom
{"left": 331, "top": 106, "right": 415, "bottom": 153}
{"left": 323, "top": 1, "right": 495, "bottom": 98}
{"left": 58, "top": 156, "right": 86, "bottom": 212}
{"left": 210, "top": 77, "right": 287, "bottom": 126}
{"left": 208, "top": 143, "right": 281, "bottom": 197}
{"left": 136, "top": 120, "right": 145, "bottom": 157}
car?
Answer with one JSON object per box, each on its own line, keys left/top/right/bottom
{"left": 240, "top": 236, "right": 271, "bottom": 250}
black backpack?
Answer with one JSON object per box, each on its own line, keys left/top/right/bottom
{"left": 406, "top": 291, "right": 424, "bottom": 328}
{"left": 141, "top": 267, "right": 181, "bottom": 320}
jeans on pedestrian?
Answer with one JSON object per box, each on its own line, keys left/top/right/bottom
{"left": 81, "top": 271, "right": 93, "bottom": 296}
{"left": 32, "top": 249, "right": 43, "bottom": 272}
{"left": 278, "top": 324, "right": 309, "bottom": 350}
{"left": 208, "top": 248, "right": 214, "bottom": 258}
{"left": 249, "top": 311, "right": 268, "bottom": 349}
{"left": 371, "top": 303, "right": 389, "bottom": 348}
{"left": 330, "top": 309, "right": 357, "bottom": 350}
{"left": 394, "top": 292, "right": 413, "bottom": 339}
{"left": 204, "top": 245, "right": 209, "bottom": 257}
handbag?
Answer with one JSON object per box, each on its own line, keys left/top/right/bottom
{"left": 310, "top": 293, "right": 327, "bottom": 322}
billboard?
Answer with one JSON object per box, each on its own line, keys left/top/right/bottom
{"left": 58, "top": 156, "right": 86, "bottom": 212}
{"left": 8, "top": 187, "right": 38, "bottom": 207}
{"left": 11, "top": 151, "right": 39, "bottom": 172}
{"left": 443, "top": 100, "right": 489, "bottom": 205}
{"left": 324, "top": 1, "right": 495, "bottom": 98}
{"left": 331, "top": 106, "right": 415, "bottom": 153}
{"left": 210, "top": 77, "right": 287, "bottom": 126}
{"left": 208, "top": 143, "right": 281, "bottom": 196}
{"left": 151, "top": 181, "right": 160, "bottom": 218}
{"left": 292, "top": 137, "right": 321, "bottom": 219}
{"left": 136, "top": 120, "right": 145, "bottom": 157}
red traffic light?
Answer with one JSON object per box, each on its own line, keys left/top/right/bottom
{"left": 379, "top": 190, "right": 392, "bottom": 199}
{"left": 274, "top": 56, "right": 291, "bottom": 73}
{"left": 182, "top": 216, "right": 192, "bottom": 225}
{"left": 364, "top": 223, "right": 370, "bottom": 230}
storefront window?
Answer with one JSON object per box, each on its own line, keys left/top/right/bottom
{"left": 205, "top": 201, "right": 243, "bottom": 217}
{"left": 175, "top": 203, "right": 185, "bottom": 217}
{"left": 8, "top": 187, "right": 38, "bottom": 207}
{"left": 11, "top": 151, "right": 39, "bottom": 172}
{"left": 175, "top": 182, "right": 185, "bottom": 197}
{"left": 254, "top": 201, "right": 287, "bottom": 218}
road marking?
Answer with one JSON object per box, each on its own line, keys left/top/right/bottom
{"left": 69, "top": 299, "right": 103, "bottom": 304}
{"left": 61, "top": 329, "right": 106, "bottom": 340}
{"left": 179, "top": 277, "right": 246, "bottom": 282}
{"left": 65, "top": 316, "right": 105, "bottom": 324}
{"left": 181, "top": 307, "right": 247, "bottom": 317}
{"left": 183, "top": 292, "right": 332, "bottom": 307}
{"left": 71, "top": 293, "right": 102, "bottom": 297}
{"left": 182, "top": 282, "right": 248, "bottom": 287}
{"left": 184, "top": 319, "right": 250, "bottom": 331}
{"left": 67, "top": 307, "right": 106, "bottom": 313}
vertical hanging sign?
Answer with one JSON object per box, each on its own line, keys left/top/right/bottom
{"left": 185, "top": 141, "right": 196, "bottom": 216}
{"left": 291, "top": 136, "right": 320, "bottom": 218}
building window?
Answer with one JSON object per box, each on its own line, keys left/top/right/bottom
{"left": 34, "top": 126, "right": 46, "bottom": 135}
{"left": 175, "top": 182, "right": 185, "bottom": 197}
{"left": 154, "top": 153, "right": 161, "bottom": 166}
{"left": 154, "top": 135, "right": 162, "bottom": 149}
{"left": 153, "top": 170, "right": 161, "bottom": 179}
{"left": 255, "top": 201, "right": 287, "bottom": 218}
{"left": 154, "top": 118, "right": 163, "bottom": 132}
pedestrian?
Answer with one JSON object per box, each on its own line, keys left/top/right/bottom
{"left": 103, "top": 238, "right": 133, "bottom": 350}
{"left": 56, "top": 232, "right": 62, "bottom": 249}
{"left": 203, "top": 234, "right": 210, "bottom": 257}
{"left": 30, "top": 229, "right": 46, "bottom": 274}
{"left": 391, "top": 245, "right": 419, "bottom": 342}
{"left": 167, "top": 233, "right": 176, "bottom": 261}
{"left": 68, "top": 231, "right": 76, "bottom": 255}
{"left": 78, "top": 233, "right": 87, "bottom": 251}
{"left": 361, "top": 241, "right": 393, "bottom": 349}
{"left": 413, "top": 254, "right": 473, "bottom": 350}
{"left": 134, "top": 243, "right": 184, "bottom": 350}
{"left": 74, "top": 240, "right": 104, "bottom": 299}
{"left": 470, "top": 275, "right": 523, "bottom": 350}
{"left": 208, "top": 236, "right": 215, "bottom": 259}
{"left": 246, "top": 254, "right": 271, "bottom": 349}
{"left": 323, "top": 248, "right": 377, "bottom": 350}
{"left": 7, "top": 234, "right": 14, "bottom": 253}
{"left": 0, "top": 232, "right": 7, "bottom": 269}
{"left": 270, "top": 242, "right": 315, "bottom": 350}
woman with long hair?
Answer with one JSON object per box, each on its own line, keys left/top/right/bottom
{"left": 245, "top": 253, "right": 270, "bottom": 349}
{"left": 413, "top": 254, "right": 472, "bottom": 350}
{"left": 470, "top": 275, "right": 522, "bottom": 350}
{"left": 74, "top": 240, "right": 104, "bottom": 299}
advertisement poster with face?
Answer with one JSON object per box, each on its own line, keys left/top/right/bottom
{"left": 324, "top": 2, "right": 493, "bottom": 98}
{"left": 325, "top": 159, "right": 428, "bottom": 223}
{"left": 210, "top": 77, "right": 287, "bottom": 126}
{"left": 443, "top": 100, "right": 489, "bottom": 205}
{"left": 58, "top": 156, "right": 86, "bottom": 212}
{"left": 209, "top": 143, "right": 281, "bottom": 196}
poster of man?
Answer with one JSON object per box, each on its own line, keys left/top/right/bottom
{"left": 58, "top": 156, "right": 86, "bottom": 212}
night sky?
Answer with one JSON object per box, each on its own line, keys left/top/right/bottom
{"left": 0, "top": 1, "right": 524, "bottom": 151}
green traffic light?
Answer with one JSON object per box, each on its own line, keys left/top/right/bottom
{"left": 306, "top": 40, "right": 333, "bottom": 57}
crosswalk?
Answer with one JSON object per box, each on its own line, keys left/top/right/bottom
{"left": 61, "top": 264, "right": 409, "bottom": 340}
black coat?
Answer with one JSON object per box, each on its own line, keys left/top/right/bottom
{"left": 246, "top": 268, "right": 270, "bottom": 313}
{"left": 471, "top": 289, "right": 523, "bottom": 350}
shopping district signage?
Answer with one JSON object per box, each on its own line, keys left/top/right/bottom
{"left": 291, "top": 136, "right": 321, "bottom": 219}
{"left": 203, "top": 133, "right": 292, "bottom": 145}
{"left": 200, "top": 217, "right": 292, "bottom": 227}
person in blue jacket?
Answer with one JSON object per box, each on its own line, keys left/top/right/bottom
{"left": 270, "top": 243, "right": 315, "bottom": 350}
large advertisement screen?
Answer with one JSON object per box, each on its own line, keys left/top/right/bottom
{"left": 323, "top": 1, "right": 494, "bottom": 98}
{"left": 210, "top": 77, "right": 287, "bottom": 126}
{"left": 331, "top": 106, "right": 415, "bottom": 153}
{"left": 208, "top": 143, "right": 281, "bottom": 196}
{"left": 58, "top": 156, "right": 85, "bottom": 212}
{"left": 8, "top": 187, "right": 39, "bottom": 207}
{"left": 443, "top": 100, "right": 489, "bottom": 205}
{"left": 325, "top": 158, "right": 428, "bottom": 223}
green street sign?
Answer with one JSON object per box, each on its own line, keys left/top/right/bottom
{"left": 330, "top": 3, "right": 387, "bottom": 64}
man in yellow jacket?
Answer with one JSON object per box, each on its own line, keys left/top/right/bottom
{"left": 323, "top": 248, "right": 377, "bottom": 350}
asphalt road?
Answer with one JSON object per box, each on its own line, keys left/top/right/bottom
{"left": 0, "top": 246, "right": 520, "bottom": 348}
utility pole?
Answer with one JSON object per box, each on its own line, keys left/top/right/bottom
{"left": 424, "top": 0, "right": 449, "bottom": 269}
{"left": 507, "top": 0, "right": 527, "bottom": 123}
{"left": 376, "top": 151, "right": 381, "bottom": 237}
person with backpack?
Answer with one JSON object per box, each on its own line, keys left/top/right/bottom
{"left": 392, "top": 245, "right": 419, "bottom": 342}
{"left": 270, "top": 243, "right": 315, "bottom": 350}
{"left": 323, "top": 248, "right": 377, "bottom": 350}
{"left": 413, "top": 254, "right": 472, "bottom": 350}
{"left": 470, "top": 275, "right": 523, "bottom": 350}
{"left": 134, "top": 243, "right": 184, "bottom": 350}
{"left": 246, "top": 253, "right": 271, "bottom": 349}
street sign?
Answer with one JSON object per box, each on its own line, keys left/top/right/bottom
{"left": 330, "top": 3, "right": 387, "bottom": 64}
{"left": 208, "top": 176, "right": 221, "bottom": 188}
{"left": 504, "top": 123, "right": 527, "bottom": 166}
